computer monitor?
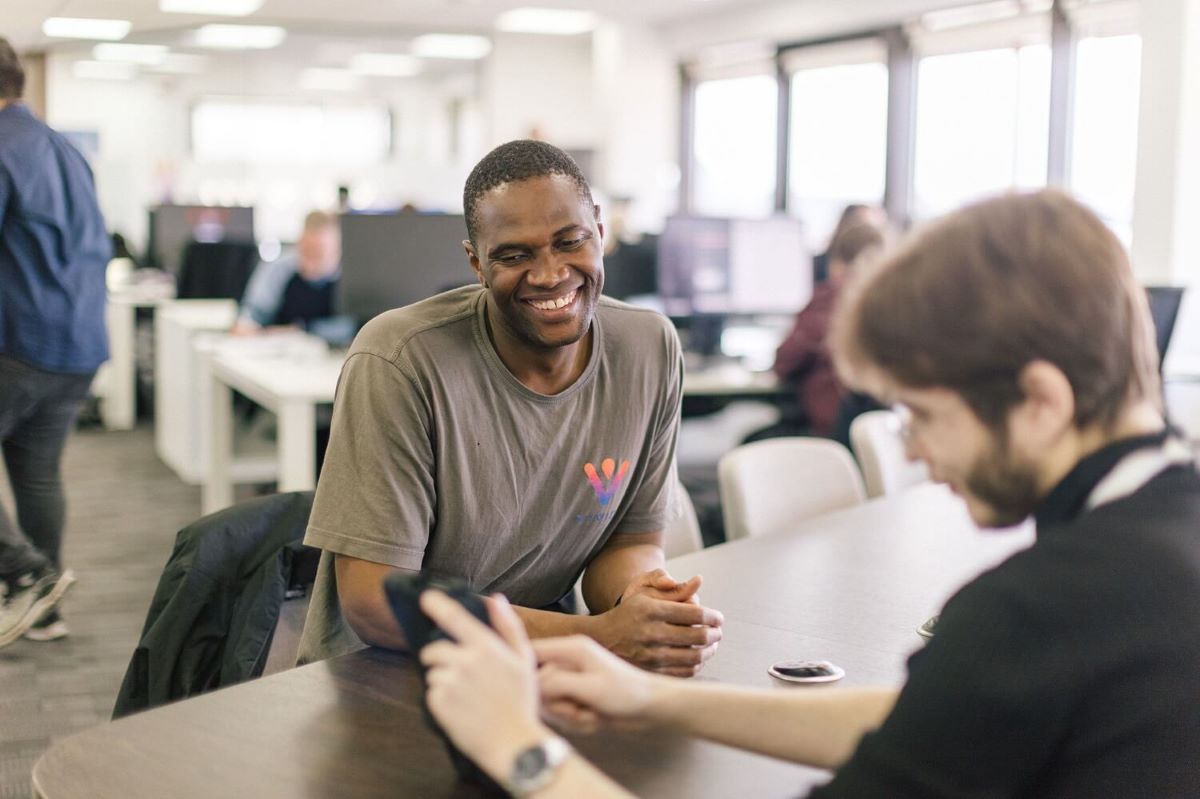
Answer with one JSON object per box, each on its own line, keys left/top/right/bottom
{"left": 1146, "top": 285, "right": 1185, "bottom": 369}
{"left": 657, "top": 215, "right": 811, "bottom": 316}
{"left": 147, "top": 205, "right": 255, "bottom": 275}
{"left": 337, "top": 212, "right": 474, "bottom": 324}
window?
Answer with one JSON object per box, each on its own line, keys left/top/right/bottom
{"left": 1069, "top": 34, "right": 1140, "bottom": 245}
{"left": 913, "top": 44, "right": 1050, "bottom": 218}
{"left": 191, "top": 101, "right": 391, "bottom": 166}
{"left": 691, "top": 74, "right": 778, "bottom": 217}
{"left": 786, "top": 42, "right": 888, "bottom": 249}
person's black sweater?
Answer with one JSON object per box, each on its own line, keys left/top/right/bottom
{"left": 815, "top": 435, "right": 1200, "bottom": 797}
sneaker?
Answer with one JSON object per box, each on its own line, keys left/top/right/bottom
{"left": 24, "top": 608, "right": 70, "bottom": 641}
{"left": 0, "top": 566, "right": 76, "bottom": 648}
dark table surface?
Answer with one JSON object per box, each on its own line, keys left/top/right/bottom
{"left": 34, "top": 483, "right": 1032, "bottom": 798}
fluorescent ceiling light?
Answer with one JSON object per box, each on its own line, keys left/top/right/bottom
{"left": 496, "top": 8, "right": 598, "bottom": 35}
{"left": 160, "top": 0, "right": 264, "bottom": 15}
{"left": 146, "top": 53, "right": 210, "bottom": 73}
{"left": 299, "top": 68, "right": 362, "bottom": 92}
{"left": 43, "top": 17, "right": 131, "bottom": 41}
{"left": 921, "top": 1, "right": 1021, "bottom": 31}
{"left": 193, "top": 24, "right": 286, "bottom": 49}
{"left": 93, "top": 43, "right": 169, "bottom": 65}
{"left": 411, "top": 34, "right": 492, "bottom": 60}
{"left": 350, "top": 53, "right": 423, "bottom": 77}
{"left": 72, "top": 60, "right": 137, "bottom": 80}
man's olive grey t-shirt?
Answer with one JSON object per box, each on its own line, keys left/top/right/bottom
{"left": 297, "top": 286, "right": 681, "bottom": 663}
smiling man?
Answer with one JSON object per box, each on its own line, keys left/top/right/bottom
{"left": 296, "top": 140, "right": 722, "bottom": 674}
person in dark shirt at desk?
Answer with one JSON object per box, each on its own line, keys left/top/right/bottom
{"left": 231, "top": 210, "right": 355, "bottom": 346}
{"left": 0, "top": 39, "right": 108, "bottom": 647}
{"left": 409, "top": 190, "right": 1200, "bottom": 798}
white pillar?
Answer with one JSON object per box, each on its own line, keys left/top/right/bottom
{"left": 1130, "top": 0, "right": 1200, "bottom": 285}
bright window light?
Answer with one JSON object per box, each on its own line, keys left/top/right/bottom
{"left": 92, "top": 43, "right": 169, "bottom": 65}
{"left": 913, "top": 45, "right": 1050, "bottom": 219}
{"left": 43, "top": 18, "right": 131, "bottom": 41}
{"left": 72, "top": 60, "right": 138, "bottom": 80}
{"left": 193, "top": 24, "right": 286, "bottom": 50}
{"left": 410, "top": 34, "right": 492, "bottom": 60}
{"left": 160, "top": 0, "right": 264, "bottom": 15}
{"left": 495, "top": 8, "right": 598, "bottom": 35}
{"left": 350, "top": 53, "right": 423, "bottom": 77}
{"left": 1070, "top": 34, "right": 1141, "bottom": 245}
{"left": 788, "top": 60, "right": 888, "bottom": 249}
{"left": 692, "top": 74, "right": 778, "bottom": 217}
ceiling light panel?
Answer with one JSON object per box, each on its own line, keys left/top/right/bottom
{"left": 193, "top": 24, "right": 286, "bottom": 49}
{"left": 160, "top": 0, "right": 264, "bottom": 15}
{"left": 43, "top": 17, "right": 131, "bottom": 41}
{"left": 93, "top": 43, "right": 169, "bottom": 65}
{"left": 350, "top": 53, "right": 423, "bottom": 77}
{"left": 410, "top": 34, "right": 492, "bottom": 60}
{"left": 72, "top": 60, "right": 138, "bottom": 80}
{"left": 495, "top": 8, "right": 598, "bottom": 35}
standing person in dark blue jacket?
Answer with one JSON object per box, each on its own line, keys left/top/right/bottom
{"left": 0, "top": 38, "right": 110, "bottom": 647}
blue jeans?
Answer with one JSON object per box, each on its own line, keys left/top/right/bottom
{"left": 0, "top": 354, "right": 94, "bottom": 575}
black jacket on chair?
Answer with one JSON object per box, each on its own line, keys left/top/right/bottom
{"left": 112, "top": 491, "right": 316, "bottom": 719}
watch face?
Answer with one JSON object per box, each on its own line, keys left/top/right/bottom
{"left": 513, "top": 745, "right": 549, "bottom": 781}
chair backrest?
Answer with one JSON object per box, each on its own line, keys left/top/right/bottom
{"left": 176, "top": 240, "right": 260, "bottom": 302}
{"left": 849, "top": 410, "right": 930, "bottom": 498}
{"left": 718, "top": 437, "right": 866, "bottom": 540}
{"left": 664, "top": 482, "right": 703, "bottom": 559}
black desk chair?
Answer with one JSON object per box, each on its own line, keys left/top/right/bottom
{"left": 176, "top": 240, "right": 260, "bottom": 301}
{"left": 112, "top": 491, "right": 319, "bottom": 719}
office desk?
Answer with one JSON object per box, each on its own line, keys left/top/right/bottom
{"left": 95, "top": 282, "right": 176, "bottom": 430}
{"left": 202, "top": 350, "right": 344, "bottom": 514}
{"left": 34, "top": 484, "right": 1032, "bottom": 798}
{"left": 682, "top": 362, "right": 781, "bottom": 398}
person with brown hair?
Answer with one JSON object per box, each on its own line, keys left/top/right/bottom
{"left": 746, "top": 219, "right": 888, "bottom": 443}
{"left": 396, "top": 189, "right": 1200, "bottom": 797}
{"left": 0, "top": 38, "right": 110, "bottom": 646}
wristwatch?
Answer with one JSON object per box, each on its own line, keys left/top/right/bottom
{"left": 504, "top": 735, "right": 571, "bottom": 797}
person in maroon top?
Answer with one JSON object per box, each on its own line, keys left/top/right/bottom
{"left": 770, "top": 221, "right": 887, "bottom": 437}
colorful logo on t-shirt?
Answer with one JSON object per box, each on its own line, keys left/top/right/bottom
{"left": 584, "top": 458, "right": 631, "bottom": 507}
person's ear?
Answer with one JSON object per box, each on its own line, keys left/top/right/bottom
{"left": 594, "top": 205, "right": 605, "bottom": 244}
{"left": 464, "top": 239, "right": 487, "bottom": 288}
{"left": 1010, "top": 360, "right": 1075, "bottom": 452}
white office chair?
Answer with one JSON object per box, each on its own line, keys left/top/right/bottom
{"left": 718, "top": 437, "right": 866, "bottom": 540}
{"left": 573, "top": 480, "right": 704, "bottom": 613}
{"left": 849, "top": 410, "right": 930, "bottom": 498}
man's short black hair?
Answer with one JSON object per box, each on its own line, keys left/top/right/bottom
{"left": 463, "top": 139, "right": 593, "bottom": 247}
{"left": 0, "top": 38, "right": 25, "bottom": 100}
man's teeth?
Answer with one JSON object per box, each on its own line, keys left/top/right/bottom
{"left": 530, "top": 291, "right": 576, "bottom": 311}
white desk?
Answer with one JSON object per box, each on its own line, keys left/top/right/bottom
{"left": 683, "top": 362, "right": 781, "bottom": 397}
{"left": 95, "top": 282, "right": 176, "bottom": 431}
{"left": 203, "top": 350, "right": 345, "bottom": 514}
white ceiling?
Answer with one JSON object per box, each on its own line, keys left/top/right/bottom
{"left": 6, "top": 0, "right": 763, "bottom": 51}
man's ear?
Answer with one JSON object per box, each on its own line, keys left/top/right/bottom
{"left": 463, "top": 239, "right": 486, "bottom": 287}
{"left": 594, "top": 204, "right": 605, "bottom": 243}
{"left": 1011, "top": 360, "right": 1075, "bottom": 450}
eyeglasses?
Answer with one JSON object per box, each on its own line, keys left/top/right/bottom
{"left": 889, "top": 402, "right": 917, "bottom": 445}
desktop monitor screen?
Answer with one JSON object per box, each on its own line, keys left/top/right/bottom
{"left": 337, "top": 212, "right": 474, "bottom": 324}
{"left": 147, "top": 205, "right": 255, "bottom": 275}
{"left": 657, "top": 215, "right": 811, "bottom": 316}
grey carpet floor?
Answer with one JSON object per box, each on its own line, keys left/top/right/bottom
{"left": 0, "top": 424, "right": 201, "bottom": 799}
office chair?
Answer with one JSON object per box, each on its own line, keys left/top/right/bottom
{"left": 112, "top": 491, "right": 318, "bottom": 719}
{"left": 1146, "top": 286, "right": 1185, "bottom": 370}
{"left": 849, "top": 410, "right": 930, "bottom": 498}
{"left": 718, "top": 437, "right": 866, "bottom": 540}
{"left": 176, "top": 239, "right": 260, "bottom": 302}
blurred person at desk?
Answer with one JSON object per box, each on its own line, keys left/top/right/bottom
{"left": 746, "top": 220, "right": 887, "bottom": 443}
{"left": 298, "top": 140, "right": 722, "bottom": 676}
{"left": 0, "top": 39, "right": 108, "bottom": 646}
{"left": 231, "top": 210, "right": 355, "bottom": 347}
{"left": 411, "top": 190, "right": 1200, "bottom": 798}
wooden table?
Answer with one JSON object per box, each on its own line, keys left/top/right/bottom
{"left": 34, "top": 484, "right": 1033, "bottom": 798}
